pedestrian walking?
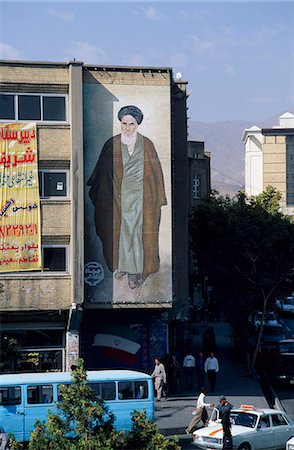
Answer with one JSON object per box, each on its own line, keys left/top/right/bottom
{"left": 216, "top": 395, "right": 234, "bottom": 449}
{"left": 204, "top": 351, "right": 219, "bottom": 392}
{"left": 170, "top": 353, "right": 181, "bottom": 394}
{"left": 183, "top": 352, "right": 195, "bottom": 391}
{"left": 196, "top": 351, "right": 205, "bottom": 390}
{"left": 151, "top": 357, "right": 166, "bottom": 401}
{"left": 185, "top": 387, "right": 214, "bottom": 434}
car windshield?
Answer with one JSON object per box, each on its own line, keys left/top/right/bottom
{"left": 230, "top": 412, "right": 257, "bottom": 428}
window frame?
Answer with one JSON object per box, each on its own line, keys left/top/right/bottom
{"left": 0, "top": 92, "right": 68, "bottom": 124}
{"left": 39, "top": 169, "right": 70, "bottom": 199}
{"left": 192, "top": 173, "right": 201, "bottom": 199}
{"left": 42, "top": 245, "right": 69, "bottom": 273}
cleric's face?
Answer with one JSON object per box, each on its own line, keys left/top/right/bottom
{"left": 121, "top": 115, "right": 138, "bottom": 136}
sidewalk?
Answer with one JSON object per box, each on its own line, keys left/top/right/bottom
{"left": 155, "top": 345, "right": 269, "bottom": 435}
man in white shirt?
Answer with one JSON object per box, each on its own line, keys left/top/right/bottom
{"left": 183, "top": 353, "right": 196, "bottom": 391}
{"left": 204, "top": 351, "right": 219, "bottom": 392}
{"left": 185, "top": 387, "right": 214, "bottom": 434}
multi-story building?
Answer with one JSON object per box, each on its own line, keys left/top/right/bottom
{"left": 243, "top": 112, "right": 294, "bottom": 215}
{"left": 0, "top": 59, "right": 189, "bottom": 373}
{"left": 188, "top": 140, "right": 211, "bottom": 210}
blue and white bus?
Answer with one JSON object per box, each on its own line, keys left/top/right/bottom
{"left": 0, "top": 369, "right": 154, "bottom": 442}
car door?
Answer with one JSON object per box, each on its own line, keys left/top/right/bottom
{"left": 271, "top": 413, "right": 293, "bottom": 450}
{"left": 253, "top": 414, "right": 275, "bottom": 449}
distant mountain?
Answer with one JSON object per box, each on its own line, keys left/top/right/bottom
{"left": 188, "top": 112, "right": 286, "bottom": 196}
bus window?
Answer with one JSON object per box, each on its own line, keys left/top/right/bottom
{"left": 91, "top": 382, "right": 116, "bottom": 401}
{"left": 135, "top": 381, "right": 148, "bottom": 399}
{"left": 0, "top": 387, "right": 21, "bottom": 405}
{"left": 118, "top": 382, "right": 133, "bottom": 400}
{"left": 27, "top": 385, "right": 53, "bottom": 404}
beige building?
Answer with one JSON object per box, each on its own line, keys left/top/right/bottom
{"left": 243, "top": 112, "right": 294, "bottom": 215}
{"left": 0, "top": 59, "right": 189, "bottom": 373}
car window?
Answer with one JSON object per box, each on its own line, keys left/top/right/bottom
{"left": 271, "top": 414, "right": 288, "bottom": 427}
{"left": 230, "top": 412, "right": 257, "bottom": 428}
{"left": 258, "top": 415, "right": 270, "bottom": 428}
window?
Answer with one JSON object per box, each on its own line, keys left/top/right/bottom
{"left": 258, "top": 415, "right": 270, "bottom": 428}
{"left": 27, "top": 384, "right": 53, "bottom": 404}
{"left": 0, "top": 386, "right": 21, "bottom": 405}
{"left": 271, "top": 414, "right": 288, "bottom": 427}
{"left": 0, "top": 93, "right": 67, "bottom": 122}
{"left": 118, "top": 381, "right": 148, "bottom": 400}
{"left": 91, "top": 382, "right": 116, "bottom": 400}
{"left": 43, "top": 246, "right": 67, "bottom": 272}
{"left": 0, "top": 94, "right": 15, "bottom": 120}
{"left": 39, "top": 171, "right": 69, "bottom": 198}
{"left": 18, "top": 95, "right": 41, "bottom": 120}
{"left": 192, "top": 174, "right": 201, "bottom": 199}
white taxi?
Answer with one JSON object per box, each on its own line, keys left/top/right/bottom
{"left": 192, "top": 404, "right": 294, "bottom": 449}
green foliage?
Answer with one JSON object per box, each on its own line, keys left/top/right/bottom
{"left": 7, "top": 434, "right": 24, "bottom": 450}
{"left": 190, "top": 188, "right": 294, "bottom": 322}
{"left": 28, "top": 359, "right": 120, "bottom": 450}
{"left": 0, "top": 336, "right": 21, "bottom": 372}
{"left": 121, "top": 410, "right": 180, "bottom": 450}
{"left": 254, "top": 185, "right": 282, "bottom": 215}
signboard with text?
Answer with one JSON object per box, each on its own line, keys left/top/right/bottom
{"left": 0, "top": 123, "right": 41, "bottom": 272}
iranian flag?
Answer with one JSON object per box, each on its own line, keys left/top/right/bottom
{"left": 92, "top": 325, "right": 142, "bottom": 365}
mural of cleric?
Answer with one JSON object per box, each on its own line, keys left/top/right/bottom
{"left": 87, "top": 105, "right": 167, "bottom": 290}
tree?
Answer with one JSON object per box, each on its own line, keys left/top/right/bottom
{"left": 0, "top": 336, "right": 21, "bottom": 373}
{"left": 190, "top": 187, "right": 294, "bottom": 373}
{"left": 28, "top": 359, "right": 123, "bottom": 450}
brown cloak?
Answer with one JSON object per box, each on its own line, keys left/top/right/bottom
{"left": 87, "top": 133, "right": 167, "bottom": 279}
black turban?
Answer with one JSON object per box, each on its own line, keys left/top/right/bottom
{"left": 118, "top": 105, "right": 144, "bottom": 125}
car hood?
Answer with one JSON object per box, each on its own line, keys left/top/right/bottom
{"left": 193, "top": 423, "right": 254, "bottom": 439}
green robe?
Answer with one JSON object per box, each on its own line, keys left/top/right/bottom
{"left": 119, "top": 134, "right": 144, "bottom": 274}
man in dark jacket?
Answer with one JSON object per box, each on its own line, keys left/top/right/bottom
{"left": 217, "top": 395, "right": 234, "bottom": 449}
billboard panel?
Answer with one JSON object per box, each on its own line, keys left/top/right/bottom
{"left": 84, "top": 71, "right": 172, "bottom": 304}
{"left": 0, "top": 123, "right": 41, "bottom": 272}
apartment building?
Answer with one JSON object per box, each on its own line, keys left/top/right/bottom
{"left": 0, "top": 60, "right": 189, "bottom": 373}
{"left": 243, "top": 112, "right": 294, "bottom": 215}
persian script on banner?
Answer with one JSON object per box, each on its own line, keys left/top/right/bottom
{"left": 0, "top": 123, "right": 41, "bottom": 272}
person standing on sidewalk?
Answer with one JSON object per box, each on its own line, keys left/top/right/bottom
{"left": 196, "top": 351, "right": 205, "bottom": 390}
{"left": 204, "top": 351, "right": 219, "bottom": 392}
{"left": 151, "top": 357, "right": 166, "bottom": 401}
{"left": 183, "top": 352, "right": 196, "bottom": 391}
{"left": 185, "top": 387, "right": 214, "bottom": 434}
{"left": 216, "top": 395, "right": 234, "bottom": 449}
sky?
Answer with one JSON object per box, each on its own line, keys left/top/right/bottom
{"left": 0, "top": 0, "right": 293, "bottom": 123}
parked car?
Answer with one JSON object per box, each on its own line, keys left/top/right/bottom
{"left": 192, "top": 404, "right": 294, "bottom": 449}
{"left": 287, "top": 436, "right": 294, "bottom": 450}
{"left": 275, "top": 296, "right": 294, "bottom": 316}
{"left": 275, "top": 339, "right": 294, "bottom": 386}
{"left": 248, "top": 311, "right": 279, "bottom": 330}
{"left": 260, "top": 323, "right": 287, "bottom": 350}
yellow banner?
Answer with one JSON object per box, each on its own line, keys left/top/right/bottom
{"left": 0, "top": 123, "right": 41, "bottom": 272}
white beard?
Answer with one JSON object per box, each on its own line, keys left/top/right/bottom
{"left": 121, "top": 131, "right": 137, "bottom": 146}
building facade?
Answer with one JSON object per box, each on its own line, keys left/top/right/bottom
{"left": 0, "top": 60, "right": 189, "bottom": 373}
{"left": 243, "top": 112, "right": 294, "bottom": 215}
